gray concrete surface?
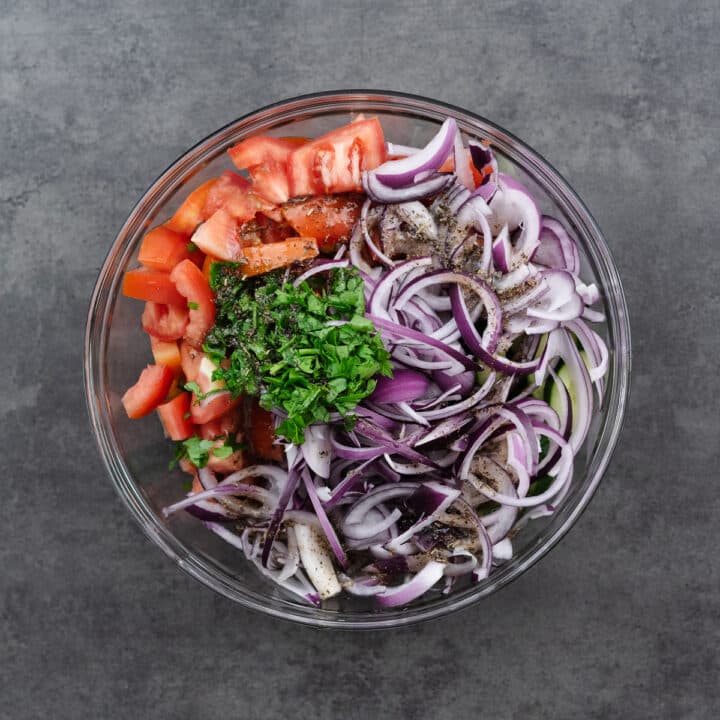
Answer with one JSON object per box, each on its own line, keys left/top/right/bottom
{"left": 2, "top": 1, "right": 718, "bottom": 718}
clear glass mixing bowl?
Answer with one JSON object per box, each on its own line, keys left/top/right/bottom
{"left": 84, "top": 91, "right": 631, "bottom": 628}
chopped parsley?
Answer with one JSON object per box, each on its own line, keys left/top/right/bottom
{"left": 187, "top": 301, "right": 199, "bottom": 310}
{"left": 170, "top": 434, "right": 246, "bottom": 470}
{"left": 203, "top": 264, "right": 392, "bottom": 444}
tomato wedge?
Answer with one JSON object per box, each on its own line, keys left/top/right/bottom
{"left": 228, "top": 136, "right": 302, "bottom": 170}
{"left": 142, "top": 302, "right": 189, "bottom": 341}
{"left": 202, "top": 170, "right": 277, "bottom": 223}
{"left": 287, "top": 118, "right": 386, "bottom": 197}
{"left": 150, "top": 338, "right": 182, "bottom": 371}
{"left": 190, "top": 392, "right": 242, "bottom": 424}
{"left": 249, "top": 401, "right": 284, "bottom": 462}
{"left": 249, "top": 161, "right": 290, "bottom": 204}
{"left": 122, "top": 364, "right": 174, "bottom": 419}
{"left": 191, "top": 209, "right": 243, "bottom": 262}
{"left": 123, "top": 269, "right": 186, "bottom": 306}
{"left": 138, "top": 226, "right": 202, "bottom": 272}
{"left": 157, "top": 392, "right": 194, "bottom": 440}
{"left": 164, "top": 178, "right": 218, "bottom": 235}
{"left": 198, "top": 405, "right": 243, "bottom": 440}
{"left": 170, "top": 259, "right": 216, "bottom": 348}
{"left": 239, "top": 237, "right": 319, "bottom": 277}
{"left": 180, "top": 341, "right": 203, "bottom": 383}
{"left": 281, "top": 194, "right": 362, "bottom": 253}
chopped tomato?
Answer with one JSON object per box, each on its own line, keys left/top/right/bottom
{"left": 123, "top": 269, "right": 186, "bottom": 307}
{"left": 157, "top": 392, "right": 194, "bottom": 440}
{"left": 170, "top": 259, "right": 215, "bottom": 348}
{"left": 190, "top": 392, "right": 242, "bottom": 424}
{"left": 201, "top": 253, "right": 220, "bottom": 280}
{"left": 249, "top": 161, "right": 290, "bottom": 204}
{"left": 239, "top": 237, "right": 319, "bottom": 277}
{"left": 238, "top": 214, "right": 296, "bottom": 246}
{"left": 202, "top": 170, "right": 277, "bottom": 223}
{"left": 287, "top": 118, "right": 386, "bottom": 197}
{"left": 138, "top": 226, "right": 203, "bottom": 272}
{"left": 191, "top": 209, "right": 243, "bottom": 262}
{"left": 249, "top": 401, "right": 283, "bottom": 462}
{"left": 164, "top": 178, "right": 218, "bottom": 235}
{"left": 150, "top": 338, "right": 182, "bottom": 371}
{"left": 121, "top": 364, "right": 174, "bottom": 419}
{"left": 281, "top": 194, "right": 362, "bottom": 253}
{"left": 198, "top": 405, "right": 242, "bottom": 440}
{"left": 142, "top": 302, "right": 188, "bottom": 341}
{"left": 180, "top": 341, "right": 203, "bottom": 383}
{"left": 437, "top": 150, "right": 485, "bottom": 188}
{"left": 228, "top": 136, "right": 302, "bottom": 169}
{"left": 207, "top": 440, "right": 246, "bottom": 473}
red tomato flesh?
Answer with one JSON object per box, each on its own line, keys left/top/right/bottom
{"left": 165, "top": 179, "right": 218, "bottom": 235}
{"left": 202, "top": 170, "right": 277, "bottom": 223}
{"left": 138, "top": 226, "right": 202, "bottom": 272}
{"left": 142, "top": 302, "right": 188, "bottom": 341}
{"left": 122, "top": 364, "right": 174, "bottom": 419}
{"left": 123, "top": 269, "right": 186, "bottom": 306}
{"left": 157, "top": 391, "right": 194, "bottom": 440}
{"left": 281, "top": 194, "right": 362, "bottom": 253}
{"left": 191, "top": 209, "right": 243, "bottom": 261}
{"left": 287, "top": 118, "right": 386, "bottom": 197}
{"left": 170, "top": 259, "right": 216, "bottom": 348}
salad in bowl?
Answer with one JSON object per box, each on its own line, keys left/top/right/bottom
{"left": 85, "top": 92, "right": 630, "bottom": 627}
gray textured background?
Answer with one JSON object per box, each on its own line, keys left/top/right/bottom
{"left": 2, "top": 1, "right": 719, "bottom": 718}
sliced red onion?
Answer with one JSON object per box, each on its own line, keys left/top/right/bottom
{"left": 416, "top": 370, "right": 496, "bottom": 421}
{"left": 354, "top": 419, "right": 441, "bottom": 467}
{"left": 541, "top": 216, "right": 580, "bottom": 275}
{"left": 197, "top": 466, "right": 218, "bottom": 490}
{"left": 162, "top": 482, "right": 274, "bottom": 518}
{"left": 373, "top": 117, "right": 457, "bottom": 188}
{"left": 368, "top": 315, "right": 477, "bottom": 372}
{"left": 293, "top": 523, "right": 341, "bottom": 600}
{"left": 386, "top": 142, "right": 421, "bottom": 157}
{"left": 369, "top": 369, "right": 431, "bottom": 404}
{"left": 302, "top": 470, "right": 347, "bottom": 568}
{"left": 293, "top": 258, "right": 350, "bottom": 287}
{"left": 415, "top": 413, "right": 475, "bottom": 446}
{"left": 302, "top": 424, "right": 332, "bottom": 479}
{"left": 339, "top": 573, "right": 388, "bottom": 596}
{"left": 453, "top": 130, "right": 474, "bottom": 191}
{"left": 363, "top": 171, "right": 453, "bottom": 204}
{"left": 343, "top": 507, "right": 402, "bottom": 541}
{"left": 368, "top": 257, "right": 433, "bottom": 320}
{"left": 492, "top": 224, "right": 511, "bottom": 273}
{"left": 566, "top": 318, "right": 609, "bottom": 389}
{"left": 344, "top": 483, "right": 418, "bottom": 527}
{"left": 385, "top": 481, "right": 461, "bottom": 552}
{"left": 184, "top": 500, "right": 234, "bottom": 522}
{"left": 489, "top": 174, "right": 541, "bottom": 268}
{"left": 393, "top": 201, "right": 439, "bottom": 240}
{"left": 468, "top": 139, "right": 498, "bottom": 187}
{"left": 376, "top": 560, "right": 446, "bottom": 607}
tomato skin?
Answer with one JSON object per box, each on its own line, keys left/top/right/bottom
{"left": 123, "top": 269, "right": 187, "bottom": 306}
{"left": 157, "top": 391, "right": 194, "bottom": 440}
{"left": 122, "top": 364, "right": 175, "bottom": 419}
{"left": 202, "top": 170, "right": 277, "bottom": 223}
{"left": 281, "top": 194, "right": 362, "bottom": 253}
{"left": 198, "top": 406, "right": 242, "bottom": 440}
{"left": 239, "top": 237, "right": 319, "bottom": 277}
{"left": 249, "top": 401, "right": 284, "bottom": 462}
{"left": 228, "top": 136, "right": 301, "bottom": 169}
{"left": 142, "top": 302, "right": 188, "bottom": 341}
{"left": 180, "top": 341, "right": 203, "bottom": 382}
{"left": 249, "top": 161, "right": 290, "bottom": 204}
{"left": 165, "top": 179, "right": 218, "bottom": 235}
{"left": 150, "top": 338, "right": 182, "bottom": 371}
{"left": 191, "top": 209, "right": 244, "bottom": 262}
{"left": 287, "top": 118, "right": 386, "bottom": 197}
{"left": 190, "top": 392, "right": 242, "bottom": 424}
{"left": 170, "top": 259, "right": 216, "bottom": 348}
{"left": 207, "top": 443, "right": 246, "bottom": 474}
{"left": 138, "top": 226, "right": 202, "bottom": 271}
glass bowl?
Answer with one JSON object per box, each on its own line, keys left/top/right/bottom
{"left": 84, "top": 90, "right": 631, "bottom": 629}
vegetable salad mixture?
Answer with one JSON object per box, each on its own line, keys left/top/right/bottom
{"left": 121, "top": 115, "right": 608, "bottom": 607}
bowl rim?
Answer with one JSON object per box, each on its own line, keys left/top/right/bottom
{"left": 84, "top": 89, "right": 631, "bottom": 629}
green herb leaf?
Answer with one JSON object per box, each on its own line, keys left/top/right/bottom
{"left": 187, "top": 301, "right": 199, "bottom": 310}
{"left": 186, "top": 241, "right": 198, "bottom": 253}
{"left": 203, "top": 266, "right": 392, "bottom": 444}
